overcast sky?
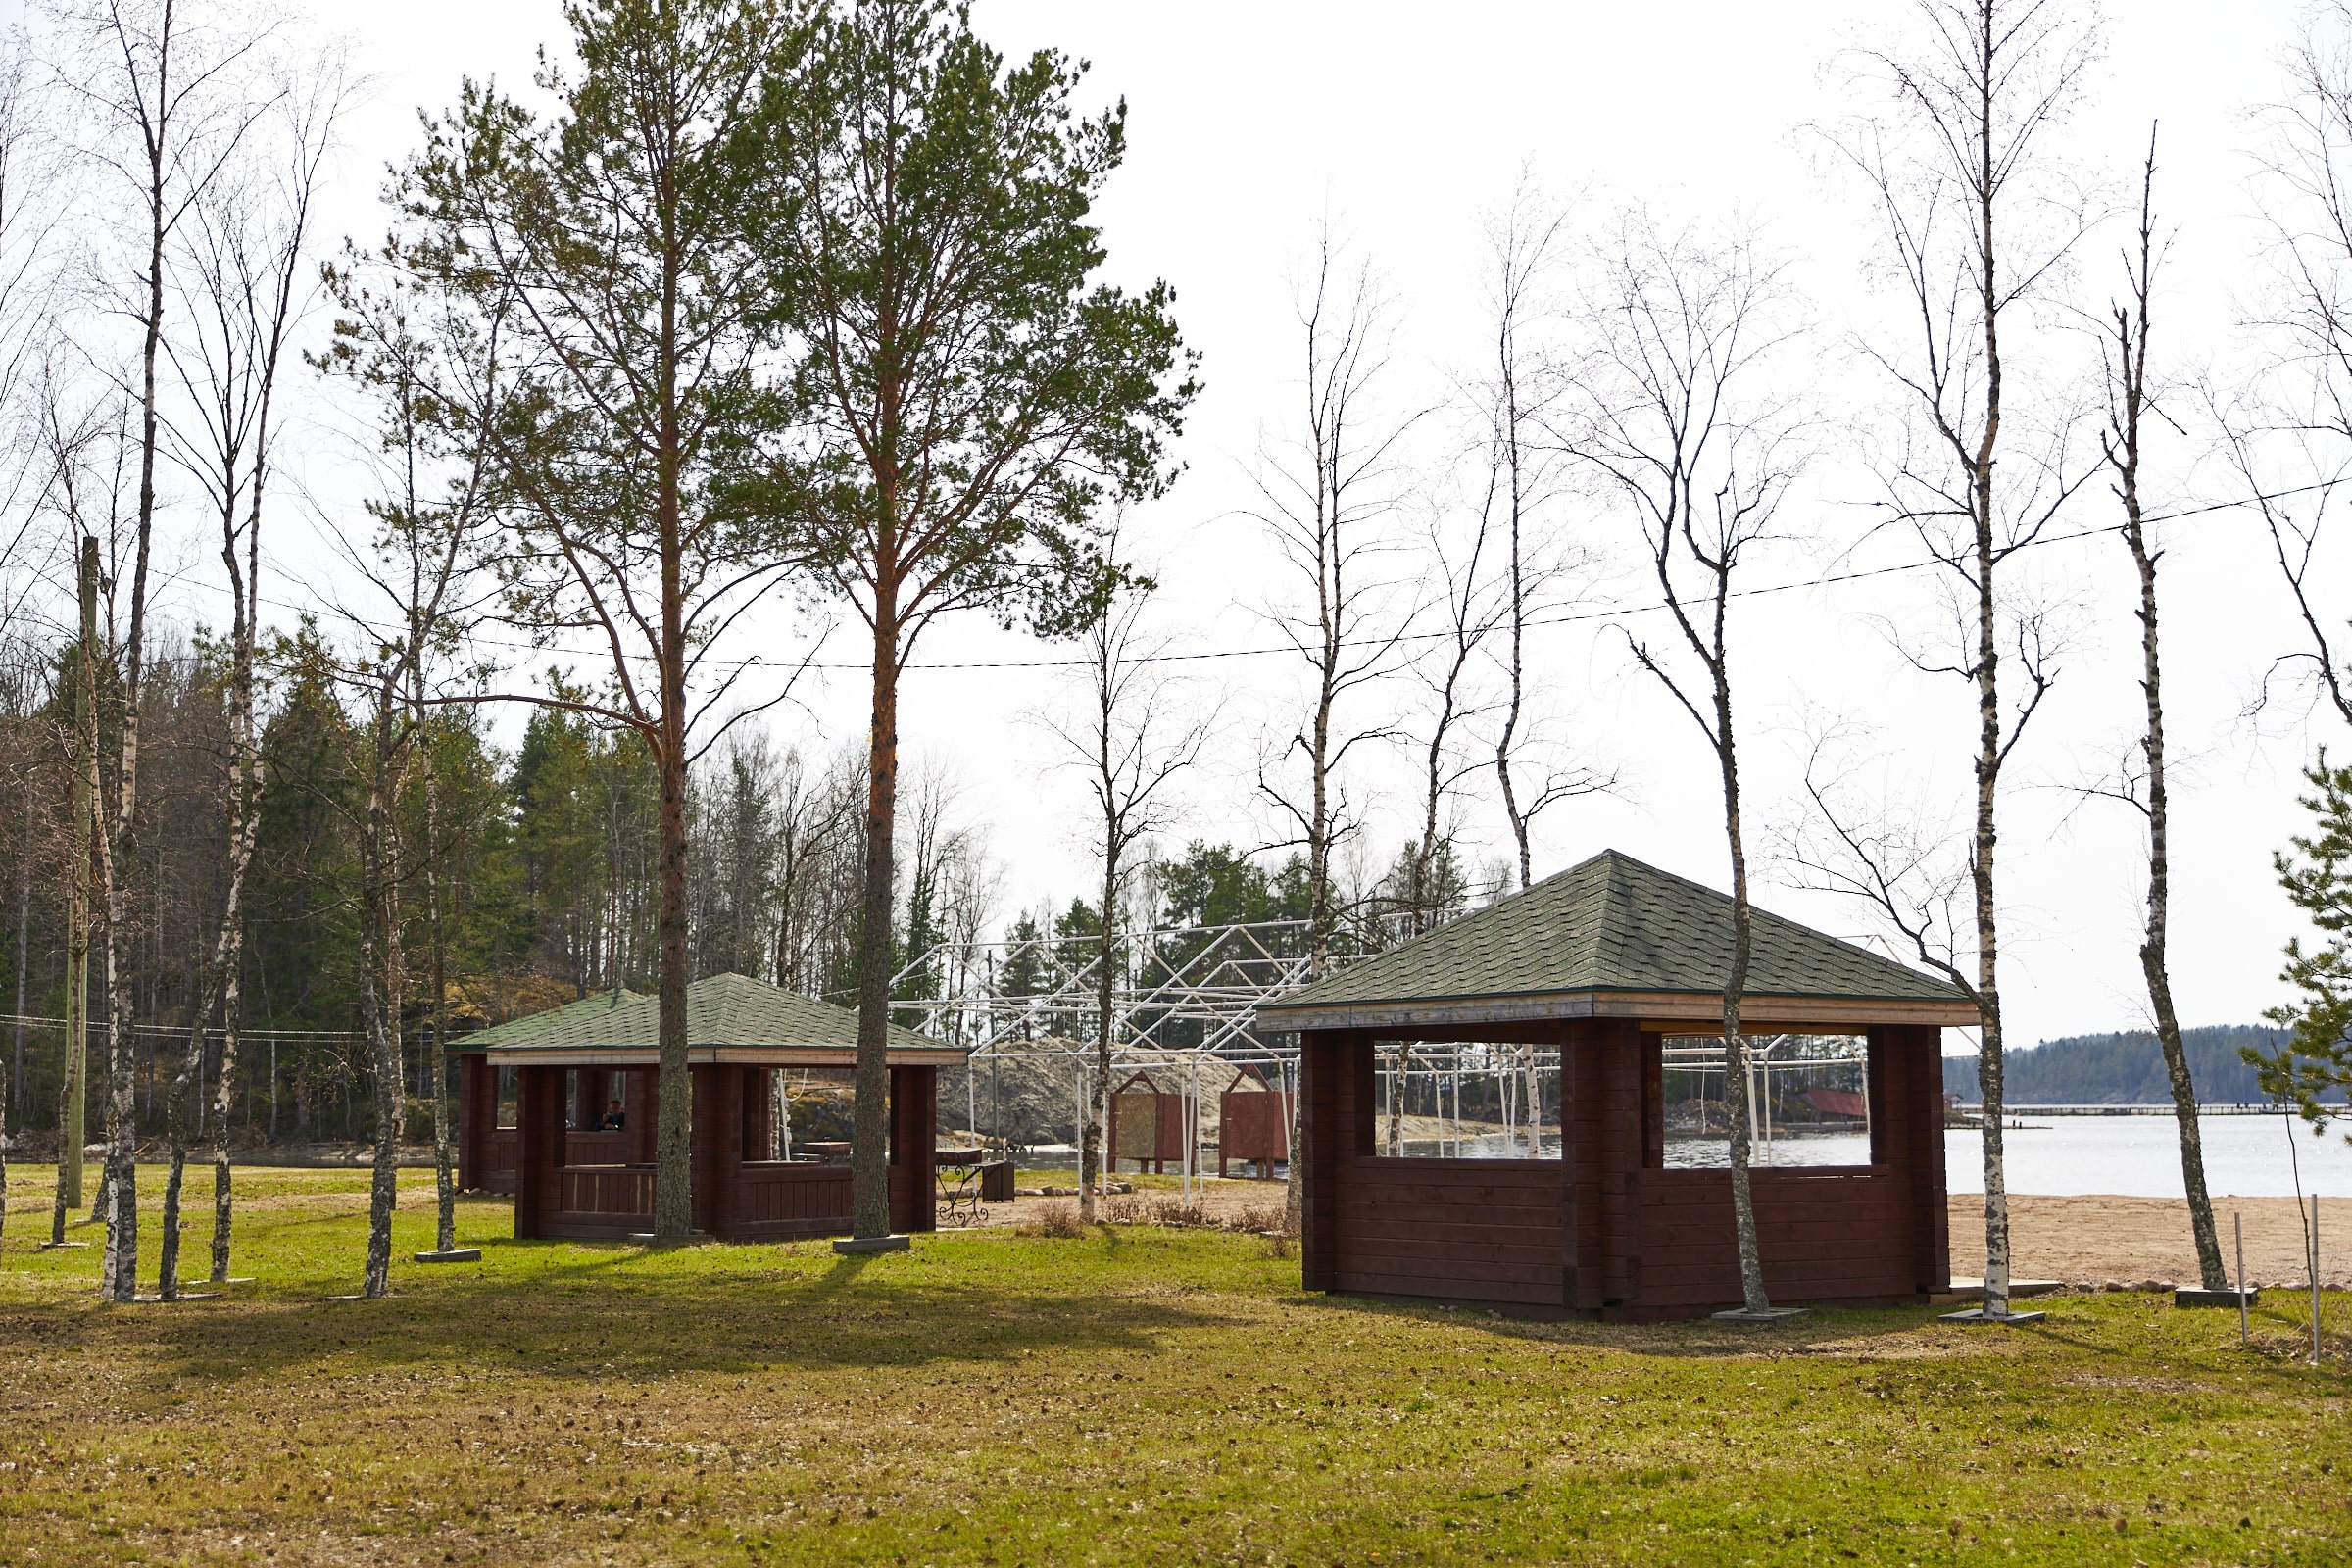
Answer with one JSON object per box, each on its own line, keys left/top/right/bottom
{"left": 61, "top": 0, "right": 2350, "bottom": 1057}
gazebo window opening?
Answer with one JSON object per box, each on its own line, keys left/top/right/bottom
{"left": 774, "top": 1066, "right": 858, "bottom": 1162}
{"left": 1658, "top": 1033, "right": 1871, "bottom": 1170}
{"left": 494, "top": 1067, "right": 518, "bottom": 1130}
{"left": 1373, "top": 1039, "right": 1560, "bottom": 1160}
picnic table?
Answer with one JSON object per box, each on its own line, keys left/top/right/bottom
{"left": 934, "top": 1149, "right": 1014, "bottom": 1226}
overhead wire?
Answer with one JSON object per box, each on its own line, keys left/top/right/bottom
{"left": 251, "top": 475, "right": 2325, "bottom": 679}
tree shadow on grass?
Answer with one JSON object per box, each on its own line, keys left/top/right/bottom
{"left": 1295, "top": 1290, "right": 2031, "bottom": 1358}
{"left": 110, "top": 1244, "right": 1232, "bottom": 1393}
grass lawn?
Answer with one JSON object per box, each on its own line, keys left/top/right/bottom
{"left": 0, "top": 1166, "right": 2346, "bottom": 1566}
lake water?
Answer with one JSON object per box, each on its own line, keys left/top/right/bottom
{"left": 1657, "top": 1112, "right": 2352, "bottom": 1198}
{"left": 1042, "top": 1111, "right": 2352, "bottom": 1197}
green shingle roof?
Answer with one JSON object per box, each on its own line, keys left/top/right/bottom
{"left": 450, "top": 972, "right": 948, "bottom": 1054}
{"left": 1260, "top": 850, "right": 1970, "bottom": 1020}
{"left": 455, "top": 986, "right": 648, "bottom": 1048}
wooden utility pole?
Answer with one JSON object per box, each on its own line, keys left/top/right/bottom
{"left": 55, "top": 536, "right": 96, "bottom": 1227}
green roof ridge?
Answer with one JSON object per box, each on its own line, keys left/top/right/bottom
{"left": 452, "top": 971, "right": 950, "bottom": 1054}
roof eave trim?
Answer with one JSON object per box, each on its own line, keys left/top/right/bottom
{"left": 472, "top": 1044, "right": 970, "bottom": 1066}
{"left": 1258, "top": 987, "right": 1979, "bottom": 1033}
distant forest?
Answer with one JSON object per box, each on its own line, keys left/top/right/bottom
{"left": 1942, "top": 1025, "right": 2348, "bottom": 1105}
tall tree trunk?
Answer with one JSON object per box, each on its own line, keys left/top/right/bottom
{"left": 54, "top": 540, "right": 96, "bottom": 1242}
{"left": 95, "top": 742, "right": 132, "bottom": 1300}
{"left": 362, "top": 680, "right": 405, "bottom": 1298}
{"left": 160, "top": 533, "right": 259, "bottom": 1298}
{"left": 2106, "top": 130, "right": 2227, "bottom": 1293}
{"left": 852, "top": 585, "right": 901, "bottom": 1241}
{"left": 425, "top": 725, "right": 457, "bottom": 1254}
{"left": 1969, "top": 0, "right": 2012, "bottom": 1321}
{"left": 1084, "top": 851, "right": 1115, "bottom": 1222}
{"left": 98, "top": 5, "right": 174, "bottom": 1299}
{"left": 2130, "top": 521, "right": 2223, "bottom": 1287}
{"left": 3, "top": 847, "right": 24, "bottom": 1241}
{"left": 1495, "top": 380, "right": 1535, "bottom": 892}
{"left": 651, "top": 354, "right": 692, "bottom": 1242}
{"left": 654, "top": 606, "right": 686, "bottom": 1241}
{"left": 1284, "top": 630, "right": 1338, "bottom": 1240}
{"left": 1717, "top": 665, "right": 1769, "bottom": 1314}
{"left": 211, "top": 621, "right": 260, "bottom": 1281}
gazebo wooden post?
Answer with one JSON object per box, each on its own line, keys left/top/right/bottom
{"left": 691, "top": 1064, "right": 742, "bottom": 1239}
{"left": 887, "top": 1064, "right": 937, "bottom": 1234}
{"left": 742, "top": 1067, "right": 773, "bottom": 1161}
{"left": 1561, "top": 1018, "right": 1642, "bottom": 1314}
{"left": 1298, "top": 1028, "right": 1359, "bottom": 1294}
{"left": 1869, "top": 1024, "right": 1950, "bottom": 1296}
{"left": 513, "top": 1063, "right": 567, "bottom": 1239}
{"left": 629, "top": 1069, "right": 658, "bottom": 1165}
{"left": 1639, "top": 1033, "right": 1665, "bottom": 1171}
{"left": 457, "top": 1054, "right": 491, "bottom": 1191}
{"left": 573, "top": 1068, "right": 610, "bottom": 1129}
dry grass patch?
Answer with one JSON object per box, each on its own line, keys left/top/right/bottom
{"left": 0, "top": 1165, "right": 2347, "bottom": 1566}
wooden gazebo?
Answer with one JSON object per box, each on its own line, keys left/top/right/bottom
{"left": 452, "top": 972, "right": 965, "bottom": 1242}
{"left": 1257, "top": 850, "right": 1976, "bottom": 1321}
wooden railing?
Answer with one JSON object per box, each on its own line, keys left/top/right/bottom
{"left": 557, "top": 1165, "right": 654, "bottom": 1219}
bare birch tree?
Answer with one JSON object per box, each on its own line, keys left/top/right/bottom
{"left": 153, "top": 53, "right": 340, "bottom": 1298}
{"left": 2086, "top": 130, "right": 2228, "bottom": 1291}
{"left": 39, "top": 404, "right": 116, "bottom": 1245}
{"left": 1472, "top": 182, "right": 1608, "bottom": 891}
{"left": 1560, "top": 209, "right": 1807, "bottom": 1317}
{"left": 1824, "top": 0, "right": 2096, "bottom": 1321}
{"left": 1043, "top": 562, "right": 1209, "bottom": 1221}
{"left": 53, "top": 0, "right": 280, "bottom": 1301}
{"left": 1378, "top": 503, "right": 1502, "bottom": 1157}
{"left": 1250, "top": 235, "right": 1421, "bottom": 1232}
{"left": 2224, "top": 2, "right": 2352, "bottom": 1129}
{"left": 2230, "top": 3, "right": 2352, "bottom": 735}
{"left": 319, "top": 258, "right": 508, "bottom": 1288}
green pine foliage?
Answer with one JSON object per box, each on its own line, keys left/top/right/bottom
{"left": 2255, "top": 753, "right": 2352, "bottom": 1130}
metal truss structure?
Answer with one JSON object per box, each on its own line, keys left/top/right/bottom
{"left": 884, "top": 918, "right": 1345, "bottom": 1060}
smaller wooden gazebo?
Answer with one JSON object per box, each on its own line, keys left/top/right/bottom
{"left": 1257, "top": 850, "right": 1977, "bottom": 1321}
{"left": 452, "top": 972, "right": 965, "bottom": 1242}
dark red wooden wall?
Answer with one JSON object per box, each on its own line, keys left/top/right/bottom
{"left": 1298, "top": 1019, "right": 1949, "bottom": 1320}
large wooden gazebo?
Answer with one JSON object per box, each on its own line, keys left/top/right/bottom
{"left": 452, "top": 972, "right": 965, "bottom": 1242}
{"left": 1257, "top": 850, "right": 1977, "bottom": 1322}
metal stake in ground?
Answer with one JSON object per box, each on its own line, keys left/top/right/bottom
{"left": 2237, "top": 1211, "right": 2249, "bottom": 1348}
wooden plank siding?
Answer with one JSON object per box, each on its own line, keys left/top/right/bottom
{"left": 1633, "top": 1167, "right": 1915, "bottom": 1310}
{"left": 1332, "top": 1158, "right": 1565, "bottom": 1306}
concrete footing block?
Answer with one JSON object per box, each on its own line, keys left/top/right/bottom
{"left": 1939, "top": 1307, "right": 2048, "bottom": 1325}
{"left": 832, "top": 1235, "right": 911, "bottom": 1256}
{"left": 2174, "top": 1286, "right": 2257, "bottom": 1308}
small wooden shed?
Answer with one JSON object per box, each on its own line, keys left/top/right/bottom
{"left": 1217, "top": 1067, "right": 1293, "bottom": 1179}
{"left": 1107, "top": 1070, "right": 1190, "bottom": 1174}
{"left": 1256, "top": 850, "right": 1975, "bottom": 1321}
{"left": 452, "top": 972, "right": 965, "bottom": 1242}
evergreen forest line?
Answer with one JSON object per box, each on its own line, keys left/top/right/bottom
{"left": 1942, "top": 1025, "right": 2347, "bottom": 1106}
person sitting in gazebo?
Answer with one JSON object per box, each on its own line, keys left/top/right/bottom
{"left": 600, "top": 1098, "right": 625, "bottom": 1130}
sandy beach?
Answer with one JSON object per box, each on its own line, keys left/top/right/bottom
{"left": 980, "top": 1178, "right": 2348, "bottom": 1288}
{"left": 1947, "top": 1192, "right": 2346, "bottom": 1289}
